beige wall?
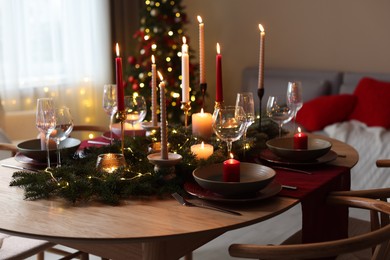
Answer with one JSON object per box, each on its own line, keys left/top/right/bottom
{"left": 184, "top": 0, "right": 390, "bottom": 108}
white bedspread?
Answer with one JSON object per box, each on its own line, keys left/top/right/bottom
{"left": 324, "top": 120, "right": 390, "bottom": 190}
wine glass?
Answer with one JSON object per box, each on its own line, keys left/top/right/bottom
{"left": 103, "top": 84, "right": 117, "bottom": 143}
{"left": 266, "top": 95, "right": 293, "bottom": 137}
{"left": 36, "top": 98, "right": 56, "bottom": 168}
{"left": 287, "top": 81, "right": 303, "bottom": 133}
{"left": 212, "top": 105, "right": 246, "bottom": 156}
{"left": 124, "top": 95, "right": 147, "bottom": 138}
{"left": 50, "top": 107, "right": 74, "bottom": 167}
{"left": 235, "top": 92, "right": 255, "bottom": 145}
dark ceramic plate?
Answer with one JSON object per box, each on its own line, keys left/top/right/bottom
{"left": 184, "top": 181, "right": 281, "bottom": 203}
{"left": 17, "top": 138, "right": 81, "bottom": 162}
{"left": 193, "top": 162, "right": 275, "bottom": 197}
{"left": 266, "top": 137, "right": 332, "bottom": 161}
{"left": 259, "top": 149, "right": 338, "bottom": 166}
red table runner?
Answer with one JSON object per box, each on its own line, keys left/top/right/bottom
{"left": 275, "top": 165, "right": 351, "bottom": 244}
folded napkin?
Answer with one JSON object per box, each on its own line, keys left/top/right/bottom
{"left": 276, "top": 165, "right": 351, "bottom": 201}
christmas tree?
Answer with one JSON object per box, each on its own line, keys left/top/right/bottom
{"left": 125, "top": 0, "right": 202, "bottom": 123}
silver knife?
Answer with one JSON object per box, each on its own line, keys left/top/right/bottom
{"left": 172, "top": 192, "right": 241, "bottom": 216}
{"left": 1, "top": 164, "right": 39, "bottom": 172}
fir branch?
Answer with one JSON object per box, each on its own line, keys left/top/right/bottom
{"left": 10, "top": 122, "right": 277, "bottom": 205}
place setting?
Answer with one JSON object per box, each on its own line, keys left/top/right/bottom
{"left": 258, "top": 83, "right": 337, "bottom": 168}
{"left": 183, "top": 104, "right": 282, "bottom": 204}
{"left": 10, "top": 99, "right": 79, "bottom": 170}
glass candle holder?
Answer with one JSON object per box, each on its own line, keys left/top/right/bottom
{"left": 96, "top": 153, "right": 126, "bottom": 173}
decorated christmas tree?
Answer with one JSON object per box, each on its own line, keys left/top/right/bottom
{"left": 125, "top": 0, "right": 202, "bottom": 123}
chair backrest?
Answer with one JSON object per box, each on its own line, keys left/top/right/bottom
{"left": 71, "top": 125, "right": 109, "bottom": 140}
{"left": 229, "top": 195, "right": 390, "bottom": 260}
{"left": 0, "top": 143, "right": 17, "bottom": 156}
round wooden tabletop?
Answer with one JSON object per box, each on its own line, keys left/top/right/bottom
{"left": 0, "top": 136, "right": 358, "bottom": 259}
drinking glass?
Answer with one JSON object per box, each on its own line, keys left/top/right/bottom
{"left": 51, "top": 107, "right": 74, "bottom": 167}
{"left": 287, "top": 81, "right": 303, "bottom": 132}
{"left": 36, "top": 98, "right": 56, "bottom": 168}
{"left": 212, "top": 105, "right": 246, "bottom": 156}
{"left": 124, "top": 95, "right": 147, "bottom": 138}
{"left": 103, "top": 84, "right": 117, "bottom": 143}
{"left": 266, "top": 95, "right": 293, "bottom": 137}
{"left": 235, "top": 92, "right": 255, "bottom": 143}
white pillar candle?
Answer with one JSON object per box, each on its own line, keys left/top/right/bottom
{"left": 191, "top": 108, "right": 213, "bottom": 139}
{"left": 158, "top": 71, "right": 168, "bottom": 160}
{"left": 258, "top": 24, "right": 265, "bottom": 90}
{"left": 151, "top": 55, "right": 158, "bottom": 126}
{"left": 181, "top": 36, "right": 190, "bottom": 103}
{"left": 197, "top": 16, "right": 206, "bottom": 84}
{"left": 191, "top": 142, "right": 214, "bottom": 160}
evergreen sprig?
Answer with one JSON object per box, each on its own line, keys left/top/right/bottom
{"left": 10, "top": 120, "right": 277, "bottom": 205}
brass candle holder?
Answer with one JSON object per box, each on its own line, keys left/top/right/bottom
{"left": 214, "top": 100, "right": 223, "bottom": 110}
{"left": 181, "top": 101, "right": 191, "bottom": 128}
{"left": 115, "top": 109, "right": 127, "bottom": 155}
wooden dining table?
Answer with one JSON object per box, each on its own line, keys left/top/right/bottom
{"left": 0, "top": 134, "right": 358, "bottom": 260}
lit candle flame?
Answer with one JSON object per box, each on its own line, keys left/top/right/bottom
{"left": 182, "top": 36, "right": 187, "bottom": 44}
{"left": 216, "top": 43, "right": 220, "bottom": 54}
{"left": 259, "top": 24, "right": 265, "bottom": 33}
{"left": 297, "top": 127, "right": 302, "bottom": 133}
{"left": 115, "top": 43, "right": 120, "bottom": 57}
{"left": 200, "top": 108, "right": 204, "bottom": 114}
{"left": 201, "top": 141, "right": 205, "bottom": 149}
{"left": 197, "top": 15, "right": 203, "bottom": 23}
{"left": 151, "top": 54, "right": 155, "bottom": 64}
{"left": 229, "top": 153, "right": 234, "bottom": 159}
{"left": 157, "top": 71, "right": 163, "bottom": 81}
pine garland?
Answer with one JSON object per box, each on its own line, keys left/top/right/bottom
{"left": 10, "top": 119, "right": 278, "bottom": 205}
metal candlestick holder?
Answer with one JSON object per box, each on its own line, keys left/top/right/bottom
{"left": 257, "top": 88, "right": 265, "bottom": 132}
{"left": 214, "top": 101, "right": 223, "bottom": 110}
{"left": 147, "top": 153, "right": 182, "bottom": 180}
{"left": 200, "top": 83, "right": 207, "bottom": 109}
{"left": 181, "top": 101, "right": 191, "bottom": 128}
{"left": 115, "top": 109, "right": 127, "bottom": 155}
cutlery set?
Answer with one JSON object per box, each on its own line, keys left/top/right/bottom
{"left": 172, "top": 192, "right": 242, "bottom": 216}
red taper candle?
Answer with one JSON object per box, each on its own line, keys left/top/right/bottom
{"left": 216, "top": 43, "right": 223, "bottom": 102}
{"left": 115, "top": 43, "right": 124, "bottom": 111}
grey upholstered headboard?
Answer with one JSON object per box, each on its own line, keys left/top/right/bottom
{"left": 339, "top": 71, "right": 390, "bottom": 94}
{"left": 241, "top": 67, "right": 342, "bottom": 113}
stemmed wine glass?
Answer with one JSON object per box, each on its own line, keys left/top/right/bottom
{"left": 103, "top": 84, "right": 117, "bottom": 143}
{"left": 50, "top": 107, "right": 74, "bottom": 167}
{"left": 212, "top": 105, "right": 246, "bottom": 156}
{"left": 266, "top": 95, "right": 294, "bottom": 137}
{"left": 287, "top": 81, "right": 303, "bottom": 133}
{"left": 124, "top": 95, "right": 147, "bottom": 138}
{"left": 36, "top": 98, "right": 56, "bottom": 168}
{"left": 235, "top": 92, "right": 255, "bottom": 146}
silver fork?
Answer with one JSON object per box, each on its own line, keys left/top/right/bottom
{"left": 171, "top": 192, "right": 241, "bottom": 216}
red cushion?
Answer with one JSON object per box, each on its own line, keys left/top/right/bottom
{"left": 296, "top": 94, "right": 357, "bottom": 132}
{"left": 348, "top": 77, "right": 390, "bottom": 128}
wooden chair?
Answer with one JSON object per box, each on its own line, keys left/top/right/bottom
{"left": 0, "top": 143, "right": 17, "bottom": 156}
{"left": 72, "top": 125, "right": 109, "bottom": 133}
{"left": 71, "top": 125, "right": 109, "bottom": 141}
{"left": 229, "top": 193, "right": 390, "bottom": 259}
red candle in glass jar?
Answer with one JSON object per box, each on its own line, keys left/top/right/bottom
{"left": 223, "top": 154, "right": 240, "bottom": 182}
{"left": 294, "top": 127, "right": 308, "bottom": 149}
